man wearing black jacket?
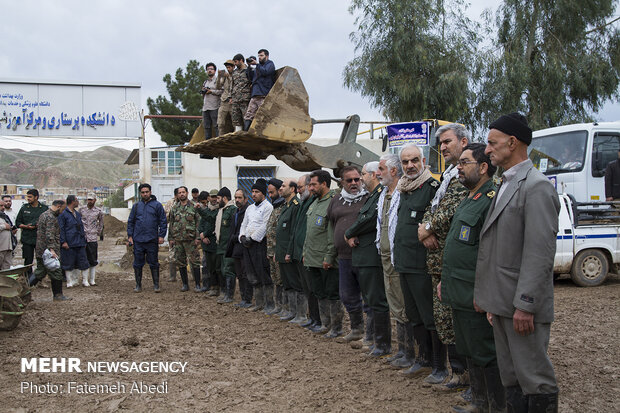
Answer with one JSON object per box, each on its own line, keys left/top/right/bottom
{"left": 227, "top": 189, "right": 251, "bottom": 307}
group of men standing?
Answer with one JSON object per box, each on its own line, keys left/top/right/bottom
{"left": 201, "top": 49, "right": 275, "bottom": 139}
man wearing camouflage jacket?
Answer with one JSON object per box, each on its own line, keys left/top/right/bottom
{"left": 169, "top": 186, "right": 202, "bottom": 292}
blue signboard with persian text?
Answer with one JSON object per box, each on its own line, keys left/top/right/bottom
{"left": 0, "top": 80, "right": 141, "bottom": 138}
{"left": 386, "top": 121, "right": 430, "bottom": 148}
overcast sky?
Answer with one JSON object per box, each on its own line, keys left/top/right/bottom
{"left": 0, "top": 0, "right": 618, "bottom": 152}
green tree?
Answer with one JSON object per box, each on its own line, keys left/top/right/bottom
{"left": 343, "top": 0, "right": 480, "bottom": 124}
{"left": 103, "top": 187, "right": 127, "bottom": 208}
{"left": 473, "top": 0, "right": 620, "bottom": 130}
{"left": 146, "top": 60, "right": 207, "bottom": 145}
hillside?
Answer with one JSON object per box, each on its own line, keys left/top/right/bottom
{"left": 0, "top": 146, "right": 134, "bottom": 189}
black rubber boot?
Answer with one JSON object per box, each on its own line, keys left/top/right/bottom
{"left": 151, "top": 266, "right": 160, "bottom": 293}
{"left": 263, "top": 284, "right": 277, "bottom": 315}
{"left": 425, "top": 329, "right": 449, "bottom": 384}
{"left": 314, "top": 299, "right": 331, "bottom": 334}
{"left": 272, "top": 284, "right": 283, "bottom": 315}
{"left": 506, "top": 386, "right": 528, "bottom": 413}
{"left": 249, "top": 285, "right": 264, "bottom": 311}
{"left": 439, "top": 345, "right": 470, "bottom": 391}
{"left": 28, "top": 272, "right": 40, "bottom": 287}
{"left": 361, "top": 311, "right": 375, "bottom": 351}
{"left": 218, "top": 276, "right": 235, "bottom": 304}
{"left": 402, "top": 325, "right": 432, "bottom": 377}
{"left": 290, "top": 291, "right": 309, "bottom": 325}
{"left": 52, "top": 279, "right": 71, "bottom": 301}
{"left": 392, "top": 322, "right": 415, "bottom": 369}
{"left": 179, "top": 267, "right": 189, "bottom": 292}
{"left": 386, "top": 321, "right": 406, "bottom": 362}
{"left": 192, "top": 266, "right": 201, "bottom": 292}
{"left": 133, "top": 267, "right": 143, "bottom": 293}
{"left": 453, "top": 358, "right": 487, "bottom": 413}
{"left": 280, "top": 290, "right": 296, "bottom": 321}
{"left": 243, "top": 119, "right": 252, "bottom": 131}
{"left": 342, "top": 309, "right": 364, "bottom": 342}
{"left": 168, "top": 262, "right": 177, "bottom": 282}
{"left": 369, "top": 311, "right": 392, "bottom": 357}
{"left": 324, "top": 300, "right": 344, "bottom": 339}
{"left": 484, "top": 365, "right": 507, "bottom": 412}
{"left": 528, "top": 391, "right": 558, "bottom": 413}
{"left": 199, "top": 265, "right": 209, "bottom": 292}
{"left": 234, "top": 276, "right": 248, "bottom": 307}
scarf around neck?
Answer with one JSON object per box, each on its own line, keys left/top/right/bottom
{"left": 339, "top": 188, "right": 368, "bottom": 205}
{"left": 396, "top": 167, "right": 433, "bottom": 194}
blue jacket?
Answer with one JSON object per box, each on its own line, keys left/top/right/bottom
{"left": 127, "top": 195, "right": 167, "bottom": 243}
{"left": 247, "top": 60, "right": 276, "bottom": 97}
{"left": 58, "top": 208, "right": 86, "bottom": 248}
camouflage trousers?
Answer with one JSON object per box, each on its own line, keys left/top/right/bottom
{"left": 231, "top": 100, "right": 249, "bottom": 126}
{"left": 269, "top": 255, "right": 281, "bottom": 285}
{"left": 174, "top": 240, "right": 201, "bottom": 268}
{"left": 431, "top": 272, "right": 455, "bottom": 345}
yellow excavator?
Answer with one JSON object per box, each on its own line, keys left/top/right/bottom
{"left": 179, "top": 66, "right": 453, "bottom": 177}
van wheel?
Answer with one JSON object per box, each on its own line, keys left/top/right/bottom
{"left": 570, "top": 249, "right": 609, "bottom": 287}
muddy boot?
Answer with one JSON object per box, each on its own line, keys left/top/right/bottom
{"left": 386, "top": 321, "right": 407, "bottom": 363}
{"left": 280, "top": 290, "right": 296, "bottom": 321}
{"left": 506, "top": 386, "right": 528, "bottom": 413}
{"left": 403, "top": 325, "right": 432, "bottom": 377}
{"left": 179, "top": 267, "right": 189, "bottom": 292}
{"left": 528, "top": 392, "right": 558, "bottom": 413}
{"left": 314, "top": 299, "right": 331, "bottom": 334}
{"left": 249, "top": 285, "right": 265, "bottom": 311}
{"left": 234, "top": 277, "right": 248, "bottom": 307}
{"left": 369, "top": 311, "right": 392, "bottom": 357}
{"left": 342, "top": 309, "right": 364, "bottom": 342}
{"left": 151, "top": 266, "right": 160, "bottom": 293}
{"left": 290, "top": 291, "right": 308, "bottom": 325}
{"left": 207, "top": 285, "right": 220, "bottom": 297}
{"left": 192, "top": 266, "right": 202, "bottom": 292}
{"left": 52, "top": 279, "right": 71, "bottom": 301}
{"left": 360, "top": 311, "right": 375, "bottom": 351}
{"left": 484, "top": 365, "right": 506, "bottom": 412}
{"left": 439, "top": 345, "right": 469, "bottom": 391}
{"left": 324, "top": 300, "right": 344, "bottom": 338}
{"left": 392, "top": 322, "right": 415, "bottom": 369}
{"left": 273, "top": 285, "right": 284, "bottom": 316}
{"left": 263, "top": 284, "right": 278, "bottom": 315}
{"left": 88, "top": 267, "right": 97, "bottom": 286}
{"left": 199, "top": 266, "right": 209, "bottom": 291}
{"left": 452, "top": 359, "right": 487, "bottom": 413}
{"left": 424, "top": 330, "right": 449, "bottom": 384}
{"left": 168, "top": 262, "right": 177, "bottom": 282}
{"left": 133, "top": 267, "right": 142, "bottom": 292}
{"left": 81, "top": 270, "right": 90, "bottom": 287}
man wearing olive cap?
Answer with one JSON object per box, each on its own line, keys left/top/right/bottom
{"left": 475, "top": 112, "right": 560, "bottom": 412}
{"left": 217, "top": 60, "right": 235, "bottom": 135}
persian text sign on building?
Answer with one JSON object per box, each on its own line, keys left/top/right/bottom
{"left": 0, "top": 79, "right": 141, "bottom": 138}
{"left": 386, "top": 121, "right": 430, "bottom": 148}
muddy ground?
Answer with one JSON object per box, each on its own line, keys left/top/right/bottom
{"left": 1, "top": 235, "right": 618, "bottom": 412}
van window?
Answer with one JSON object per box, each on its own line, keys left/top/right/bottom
{"left": 529, "top": 131, "right": 587, "bottom": 175}
{"left": 591, "top": 133, "right": 620, "bottom": 177}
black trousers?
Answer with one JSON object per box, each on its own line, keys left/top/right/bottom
{"left": 242, "top": 239, "right": 272, "bottom": 286}
{"left": 85, "top": 241, "right": 98, "bottom": 267}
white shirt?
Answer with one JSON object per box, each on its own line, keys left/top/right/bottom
{"left": 4, "top": 207, "right": 16, "bottom": 225}
{"left": 239, "top": 200, "right": 273, "bottom": 242}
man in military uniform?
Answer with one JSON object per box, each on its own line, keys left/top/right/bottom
{"left": 29, "top": 200, "right": 70, "bottom": 301}
{"left": 417, "top": 124, "right": 470, "bottom": 386}
{"left": 16, "top": 189, "right": 48, "bottom": 280}
{"left": 439, "top": 143, "right": 505, "bottom": 412}
{"left": 199, "top": 189, "right": 221, "bottom": 295}
{"left": 164, "top": 188, "right": 180, "bottom": 282}
{"left": 304, "top": 170, "right": 341, "bottom": 338}
{"left": 290, "top": 175, "right": 318, "bottom": 329}
{"left": 266, "top": 178, "right": 286, "bottom": 316}
{"left": 345, "top": 161, "right": 387, "bottom": 353}
{"left": 169, "top": 186, "right": 202, "bottom": 292}
{"left": 275, "top": 179, "right": 301, "bottom": 321}
{"left": 231, "top": 53, "right": 252, "bottom": 132}
{"left": 217, "top": 60, "right": 235, "bottom": 135}
{"left": 215, "top": 187, "right": 237, "bottom": 304}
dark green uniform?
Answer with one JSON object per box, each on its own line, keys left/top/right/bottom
{"left": 217, "top": 202, "right": 237, "bottom": 280}
{"left": 344, "top": 183, "right": 388, "bottom": 313}
{"left": 303, "top": 190, "right": 338, "bottom": 300}
{"left": 441, "top": 180, "right": 497, "bottom": 367}
{"left": 291, "top": 195, "right": 318, "bottom": 322}
{"left": 199, "top": 206, "right": 220, "bottom": 284}
{"left": 168, "top": 202, "right": 201, "bottom": 268}
{"left": 394, "top": 178, "right": 438, "bottom": 329}
{"left": 15, "top": 202, "right": 48, "bottom": 268}
{"left": 276, "top": 196, "right": 301, "bottom": 292}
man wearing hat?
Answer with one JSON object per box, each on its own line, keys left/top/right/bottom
{"left": 265, "top": 177, "right": 287, "bottom": 316}
{"left": 79, "top": 193, "right": 104, "bottom": 286}
{"left": 475, "top": 112, "right": 560, "bottom": 412}
{"left": 199, "top": 189, "right": 221, "bottom": 295}
{"left": 239, "top": 178, "right": 274, "bottom": 312}
{"left": 214, "top": 187, "right": 237, "bottom": 304}
{"left": 217, "top": 60, "right": 235, "bottom": 135}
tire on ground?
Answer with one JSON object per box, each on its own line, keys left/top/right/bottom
{"left": 570, "top": 249, "right": 609, "bottom": 287}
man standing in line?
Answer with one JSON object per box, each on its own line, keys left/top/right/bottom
{"left": 476, "top": 113, "right": 560, "bottom": 412}
{"left": 239, "top": 179, "right": 274, "bottom": 312}
{"left": 439, "top": 143, "right": 505, "bottom": 412}
{"left": 304, "top": 170, "right": 340, "bottom": 338}
{"left": 215, "top": 187, "right": 237, "bottom": 304}
{"left": 30, "top": 200, "right": 70, "bottom": 301}
{"left": 231, "top": 53, "right": 252, "bottom": 132}
{"left": 289, "top": 175, "right": 318, "bottom": 329}
{"left": 275, "top": 179, "right": 301, "bottom": 321}
{"left": 216, "top": 60, "right": 235, "bottom": 135}
{"left": 59, "top": 195, "right": 90, "bottom": 288}
{"left": 344, "top": 161, "right": 386, "bottom": 353}
{"left": 417, "top": 124, "right": 470, "bottom": 387}
{"left": 16, "top": 189, "right": 48, "bottom": 279}
{"left": 266, "top": 178, "right": 286, "bottom": 316}
{"left": 372, "top": 154, "right": 408, "bottom": 359}
{"left": 326, "top": 166, "right": 369, "bottom": 341}
{"left": 243, "top": 49, "right": 275, "bottom": 131}
{"left": 169, "top": 186, "right": 202, "bottom": 292}
{"left": 127, "top": 184, "right": 167, "bottom": 293}
{"left": 228, "top": 189, "right": 251, "bottom": 307}
{"left": 0, "top": 198, "right": 15, "bottom": 269}
{"left": 79, "top": 193, "right": 103, "bottom": 286}
{"left": 164, "top": 188, "right": 180, "bottom": 282}
{"left": 2, "top": 195, "right": 17, "bottom": 226}
{"left": 200, "top": 189, "right": 221, "bottom": 296}
{"left": 191, "top": 188, "right": 200, "bottom": 207}
{"left": 201, "top": 62, "right": 223, "bottom": 139}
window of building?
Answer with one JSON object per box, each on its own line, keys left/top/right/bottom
{"left": 237, "top": 166, "right": 276, "bottom": 202}
{"left": 151, "top": 150, "right": 182, "bottom": 176}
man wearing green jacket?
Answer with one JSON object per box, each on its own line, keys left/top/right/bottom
{"left": 215, "top": 187, "right": 237, "bottom": 304}
{"left": 16, "top": 189, "right": 48, "bottom": 279}
{"left": 199, "top": 190, "right": 220, "bottom": 295}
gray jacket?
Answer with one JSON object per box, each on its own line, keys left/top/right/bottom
{"left": 474, "top": 160, "right": 560, "bottom": 323}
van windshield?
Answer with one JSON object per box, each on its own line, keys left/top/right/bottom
{"left": 528, "top": 130, "right": 588, "bottom": 175}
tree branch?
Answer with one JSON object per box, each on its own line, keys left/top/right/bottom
{"left": 585, "top": 16, "right": 620, "bottom": 35}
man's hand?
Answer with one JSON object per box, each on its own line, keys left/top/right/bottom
{"left": 346, "top": 236, "right": 359, "bottom": 248}
{"left": 418, "top": 223, "right": 432, "bottom": 241}
{"left": 62, "top": 242, "right": 69, "bottom": 250}
{"left": 486, "top": 312, "right": 494, "bottom": 326}
{"left": 271, "top": 255, "right": 276, "bottom": 263}
{"left": 513, "top": 308, "right": 535, "bottom": 336}
{"left": 158, "top": 237, "right": 164, "bottom": 245}
{"left": 194, "top": 238, "right": 200, "bottom": 246}
{"left": 49, "top": 249, "right": 58, "bottom": 259}
{"left": 285, "top": 254, "right": 291, "bottom": 263}
{"left": 128, "top": 236, "right": 133, "bottom": 246}
{"left": 436, "top": 281, "right": 442, "bottom": 301}
{"left": 202, "top": 237, "right": 210, "bottom": 245}
{"left": 322, "top": 261, "right": 332, "bottom": 270}
{"left": 473, "top": 299, "right": 485, "bottom": 313}
{"left": 169, "top": 240, "right": 174, "bottom": 247}
{"left": 422, "top": 234, "right": 439, "bottom": 250}
{"left": 3, "top": 223, "right": 10, "bottom": 230}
